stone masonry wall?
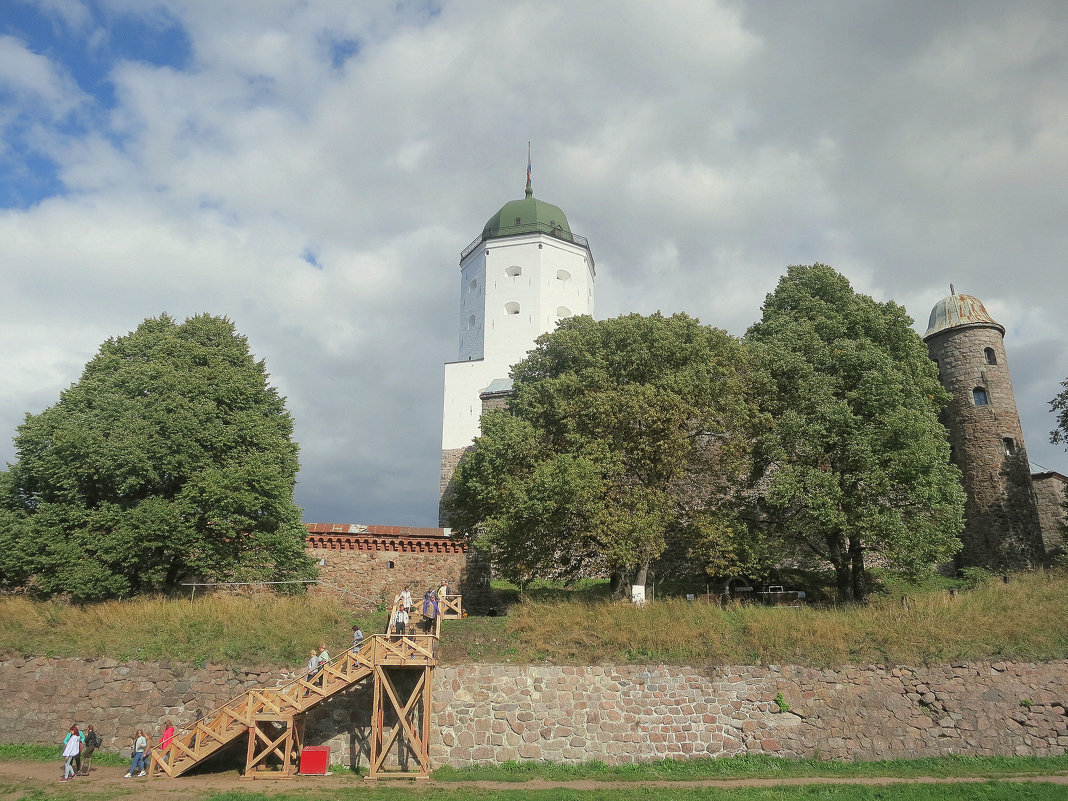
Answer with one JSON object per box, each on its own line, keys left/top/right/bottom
{"left": 2, "top": 658, "right": 1065, "bottom": 766}
{"left": 438, "top": 446, "right": 469, "bottom": 527}
{"left": 1032, "top": 473, "right": 1067, "bottom": 556}
{"left": 310, "top": 546, "right": 472, "bottom": 611}
{"left": 926, "top": 325, "right": 1045, "bottom": 570}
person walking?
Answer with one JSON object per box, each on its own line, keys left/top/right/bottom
{"left": 60, "top": 724, "right": 80, "bottom": 782}
{"left": 125, "top": 729, "right": 148, "bottom": 777}
{"left": 421, "top": 589, "right": 439, "bottom": 634}
{"left": 400, "top": 585, "right": 413, "bottom": 612}
{"left": 305, "top": 649, "right": 320, "bottom": 693}
{"left": 352, "top": 625, "right": 364, "bottom": 654}
{"left": 80, "top": 725, "right": 101, "bottom": 775}
{"left": 70, "top": 724, "right": 85, "bottom": 775}
{"left": 393, "top": 606, "right": 408, "bottom": 636}
{"left": 159, "top": 720, "right": 175, "bottom": 765}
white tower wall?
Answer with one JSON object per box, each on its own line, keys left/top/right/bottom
{"left": 442, "top": 231, "right": 594, "bottom": 451}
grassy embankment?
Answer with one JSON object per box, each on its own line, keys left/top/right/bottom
{"left": 0, "top": 570, "right": 1066, "bottom": 669}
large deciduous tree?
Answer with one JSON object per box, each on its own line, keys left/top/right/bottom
{"left": 744, "top": 265, "right": 966, "bottom": 602}
{"left": 0, "top": 314, "right": 315, "bottom": 601}
{"left": 447, "top": 312, "right": 758, "bottom": 591}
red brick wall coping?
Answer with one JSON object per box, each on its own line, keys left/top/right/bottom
{"left": 305, "top": 522, "right": 467, "bottom": 554}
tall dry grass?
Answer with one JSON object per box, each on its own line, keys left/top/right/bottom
{"left": 2, "top": 572, "right": 1065, "bottom": 668}
{"left": 0, "top": 593, "right": 366, "bottom": 668}
{"left": 506, "top": 571, "right": 1068, "bottom": 667}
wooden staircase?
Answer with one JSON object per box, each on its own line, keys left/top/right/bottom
{"left": 146, "top": 595, "right": 461, "bottom": 781}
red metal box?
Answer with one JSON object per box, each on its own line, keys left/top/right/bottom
{"left": 299, "top": 746, "right": 330, "bottom": 775}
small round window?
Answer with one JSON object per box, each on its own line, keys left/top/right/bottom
{"left": 505, "top": 302, "right": 520, "bottom": 315}
{"left": 557, "top": 306, "right": 572, "bottom": 318}
{"left": 556, "top": 269, "right": 571, "bottom": 281}
{"left": 505, "top": 265, "right": 522, "bottom": 277}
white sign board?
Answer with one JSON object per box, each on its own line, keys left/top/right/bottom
{"left": 631, "top": 584, "right": 646, "bottom": 606}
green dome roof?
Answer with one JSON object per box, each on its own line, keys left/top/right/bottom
{"left": 482, "top": 188, "right": 572, "bottom": 239}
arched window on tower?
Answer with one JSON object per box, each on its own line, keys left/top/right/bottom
{"left": 972, "top": 387, "right": 989, "bottom": 406}
{"left": 504, "top": 302, "right": 520, "bottom": 315}
{"left": 1003, "top": 437, "right": 1016, "bottom": 456}
{"left": 984, "top": 347, "right": 997, "bottom": 365}
{"left": 505, "top": 265, "right": 522, "bottom": 277}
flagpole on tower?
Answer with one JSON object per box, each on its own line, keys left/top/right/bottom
{"left": 525, "top": 142, "right": 532, "bottom": 198}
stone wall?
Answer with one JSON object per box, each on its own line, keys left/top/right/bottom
{"left": 438, "top": 446, "right": 469, "bottom": 527}
{"left": 1032, "top": 472, "right": 1066, "bottom": 557}
{"left": 926, "top": 325, "right": 1045, "bottom": 570}
{"left": 3, "top": 657, "right": 1065, "bottom": 766}
{"left": 310, "top": 545, "right": 472, "bottom": 611}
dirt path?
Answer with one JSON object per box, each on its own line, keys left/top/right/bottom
{"left": 2, "top": 761, "right": 1067, "bottom": 800}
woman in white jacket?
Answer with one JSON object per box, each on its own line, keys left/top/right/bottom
{"left": 60, "top": 725, "right": 81, "bottom": 782}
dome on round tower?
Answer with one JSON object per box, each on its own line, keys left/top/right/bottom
{"left": 923, "top": 287, "right": 1005, "bottom": 340}
{"left": 483, "top": 187, "right": 572, "bottom": 240}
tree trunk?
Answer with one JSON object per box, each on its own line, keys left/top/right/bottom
{"left": 609, "top": 570, "right": 625, "bottom": 599}
{"left": 633, "top": 562, "right": 649, "bottom": 588}
{"left": 849, "top": 536, "right": 867, "bottom": 602}
{"left": 828, "top": 531, "right": 854, "bottom": 603}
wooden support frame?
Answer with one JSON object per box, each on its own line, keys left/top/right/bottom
{"left": 366, "top": 663, "right": 433, "bottom": 780}
{"left": 242, "top": 714, "right": 303, "bottom": 779}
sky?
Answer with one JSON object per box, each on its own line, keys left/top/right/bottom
{"left": 2, "top": 0, "right": 1067, "bottom": 527}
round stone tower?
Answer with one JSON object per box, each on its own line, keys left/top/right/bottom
{"left": 923, "top": 287, "right": 1045, "bottom": 571}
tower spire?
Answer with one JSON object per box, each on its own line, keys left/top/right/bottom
{"left": 525, "top": 142, "right": 532, "bottom": 198}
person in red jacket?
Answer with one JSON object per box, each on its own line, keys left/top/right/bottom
{"left": 158, "top": 721, "right": 175, "bottom": 765}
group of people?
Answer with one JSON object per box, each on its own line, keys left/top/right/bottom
{"left": 122, "top": 720, "right": 175, "bottom": 778}
{"left": 59, "top": 720, "right": 177, "bottom": 782}
{"left": 391, "top": 580, "right": 450, "bottom": 636}
{"left": 59, "top": 724, "right": 101, "bottom": 781}
{"left": 305, "top": 642, "right": 332, "bottom": 688}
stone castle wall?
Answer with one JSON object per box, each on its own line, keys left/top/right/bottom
{"left": 3, "top": 657, "right": 1065, "bottom": 766}
{"left": 438, "top": 446, "right": 469, "bottom": 527}
{"left": 1032, "top": 473, "right": 1067, "bottom": 556}
{"left": 309, "top": 543, "right": 471, "bottom": 611}
{"left": 926, "top": 325, "right": 1045, "bottom": 570}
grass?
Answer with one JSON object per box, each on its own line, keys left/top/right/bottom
{"left": 0, "top": 778, "right": 1066, "bottom": 801}
{"left": 0, "top": 593, "right": 383, "bottom": 667}
{"left": 2, "top": 571, "right": 1067, "bottom": 669}
{"left": 494, "top": 569, "right": 1068, "bottom": 667}
{"left": 0, "top": 743, "right": 126, "bottom": 767}
{"left": 432, "top": 753, "right": 1068, "bottom": 782}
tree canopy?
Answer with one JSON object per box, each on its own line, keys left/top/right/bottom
{"left": 744, "top": 265, "right": 966, "bottom": 601}
{"left": 446, "top": 312, "right": 759, "bottom": 590}
{"left": 0, "top": 314, "right": 315, "bottom": 601}
{"left": 1049, "top": 379, "right": 1068, "bottom": 450}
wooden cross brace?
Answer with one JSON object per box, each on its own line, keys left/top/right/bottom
{"left": 368, "top": 664, "right": 432, "bottom": 779}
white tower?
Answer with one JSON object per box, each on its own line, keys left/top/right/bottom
{"left": 439, "top": 182, "right": 595, "bottom": 522}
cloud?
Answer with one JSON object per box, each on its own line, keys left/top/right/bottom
{"left": 2, "top": 0, "right": 1068, "bottom": 525}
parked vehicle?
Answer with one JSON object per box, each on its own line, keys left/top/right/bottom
{"left": 755, "top": 585, "right": 806, "bottom": 606}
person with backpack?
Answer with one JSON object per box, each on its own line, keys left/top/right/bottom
{"left": 79, "top": 725, "right": 101, "bottom": 775}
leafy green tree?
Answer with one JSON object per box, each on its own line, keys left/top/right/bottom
{"left": 447, "top": 312, "right": 759, "bottom": 591}
{"left": 1050, "top": 380, "right": 1068, "bottom": 449}
{"left": 0, "top": 314, "right": 315, "bottom": 601}
{"left": 744, "top": 265, "right": 966, "bottom": 602}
